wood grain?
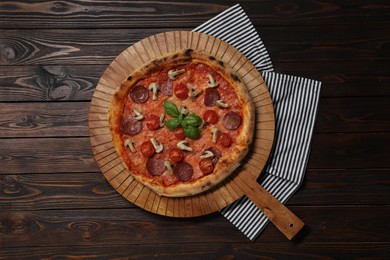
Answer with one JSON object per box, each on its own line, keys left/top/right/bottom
{"left": 0, "top": 65, "right": 100, "bottom": 101}
{"left": 315, "top": 97, "right": 390, "bottom": 133}
{"left": 275, "top": 60, "right": 390, "bottom": 98}
{"left": 1, "top": 243, "right": 389, "bottom": 259}
{"left": 0, "top": 173, "right": 130, "bottom": 210}
{"left": 0, "top": 102, "right": 88, "bottom": 137}
{"left": 291, "top": 169, "right": 390, "bottom": 205}
{"left": 0, "top": 138, "right": 99, "bottom": 174}
{"left": 0, "top": 29, "right": 168, "bottom": 65}
{"left": 309, "top": 132, "right": 390, "bottom": 168}
{"left": 0, "top": 0, "right": 388, "bottom": 29}
{"left": 0, "top": 206, "right": 389, "bottom": 247}
{"left": 1, "top": 24, "right": 388, "bottom": 66}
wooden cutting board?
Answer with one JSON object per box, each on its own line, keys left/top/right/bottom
{"left": 89, "top": 31, "right": 303, "bottom": 239}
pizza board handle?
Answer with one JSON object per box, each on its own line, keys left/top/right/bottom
{"left": 237, "top": 170, "right": 305, "bottom": 240}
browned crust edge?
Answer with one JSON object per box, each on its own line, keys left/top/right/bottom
{"left": 109, "top": 49, "right": 255, "bottom": 197}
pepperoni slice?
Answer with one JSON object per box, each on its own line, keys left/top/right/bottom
{"left": 205, "top": 147, "right": 221, "bottom": 165}
{"left": 130, "top": 85, "right": 149, "bottom": 103}
{"left": 146, "top": 158, "right": 165, "bottom": 176}
{"left": 174, "top": 162, "right": 193, "bottom": 182}
{"left": 204, "top": 88, "right": 220, "bottom": 107}
{"left": 160, "top": 80, "right": 173, "bottom": 96}
{"left": 222, "top": 111, "right": 242, "bottom": 130}
{"left": 120, "top": 116, "right": 142, "bottom": 136}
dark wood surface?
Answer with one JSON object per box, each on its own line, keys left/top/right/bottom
{"left": 1, "top": 1, "right": 389, "bottom": 258}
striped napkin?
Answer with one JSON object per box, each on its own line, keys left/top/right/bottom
{"left": 193, "top": 4, "right": 322, "bottom": 241}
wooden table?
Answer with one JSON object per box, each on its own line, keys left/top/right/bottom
{"left": 1, "top": 1, "right": 389, "bottom": 258}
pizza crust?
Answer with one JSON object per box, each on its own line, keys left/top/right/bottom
{"left": 109, "top": 49, "right": 255, "bottom": 197}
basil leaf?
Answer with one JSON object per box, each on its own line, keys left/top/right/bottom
{"left": 166, "top": 118, "right": 181, "bottom": 131}
{"left": 183, "top": 125, "right": 200, "bottom": 139}
{"left": 163, "top": 100, "right": 180, "bottom": 118}
{"left": 183, "top": 114, "right": 202, "bottom": 127}
{"left": 181, "top": 119, "right": 187, "bottom": 128}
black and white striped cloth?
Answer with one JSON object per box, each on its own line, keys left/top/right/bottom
{"left": 193, "top": 4, "right": 322, "bottom": 241}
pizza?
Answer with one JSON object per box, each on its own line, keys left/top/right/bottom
{"left": 109, "top": 49, "right": 255, "bottom": 197}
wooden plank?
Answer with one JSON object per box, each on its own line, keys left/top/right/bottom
{"left": 0, "top": 206, "right": 389, "bottom": 247}
{"left": 0, "top": 28, "right": 168, "bottom": 65}
{"left": 263, "top": 23, "right": 390, "bottom": 62}
{"left": 1, "top": 242, "right": 389, "bottom": 259}
{"left": 0, "top": 65, "right": 102, "bottom": 101}
{"left": 308, "top": 132, "right": 390, "bottom": 169}
{"left": 0, "top": 102, "right": 89, "bottom": 137}
{"left": 234, "top": 242, "right": 390, "bottom": 259}
{"left": 289, "top": 169, "right": 390, "bottom": 206}
{"left": 0, "top": 1, "right": 388, "bottom": 29}
{"left": 0, "top": 173, "right": 130, "bottom": 210}
{"left": 0, "top": 244, "right": 237, "bottom": 259}
{"left": 315, "top": 97, "right": 390, "bottom": 133}
{"left": 0, "top": 138, "right": 99, "bottom": 174}
{"left": 0, "top": 24, "right": 388, "bottom": 66}
{"left": 274, "top": 60, "right": 390, "bottom": 98}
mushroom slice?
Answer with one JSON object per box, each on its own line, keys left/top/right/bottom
{"left": 211, "top": 127, "right": 220, "bottom": 144}
{"left": 207, "top": 73, "right": 219, "bottom": 88}
{"left": 198, "top": 119, "right": 205, "bottom": 131}
{"left": 133, "top": 109, "right": 144, "bottom": 121}
{"left": 150, "top": 138, "right": 163, "bottom": 153}
{"left": 168, "top": 68, "right": 186, "bottom": 80}
{"left": 177, "top": 140, "right": 193, "bottom": 152}
{"left": 148, "top": 82, "right": 160, "bottom": 101}
{"left": 188, "top": 87, "right": 203, "bottom": 99}
{"left": 164, "top": 160, "right": 174, "bottom": 175}
{"left": 124, "top": 139, "right": 136, "bottom": 153}
{"left": 200, "top": 150, "right": 214, "bottom": 159}
{"left": 159, "top": 113, "right": 166, "bottom": 127}
{"left": 216, "top": 100, "right": 229, "bottom": 108}
{"left": 180, "top": 105, "right": 189, "bottom": 116}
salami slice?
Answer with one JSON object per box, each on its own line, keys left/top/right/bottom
{"left": 205, "top": 147, "right": 221, "bottom": 165}
{"left": 222, "top": 111, "right": 242, "bottom": 130}
{"left": 130, "top": 85, "right": 149, "bottom": 103}
{"left": 120, "top": 116, "right": 142, "bottom": 136}
{"left": 146, "top": 158, "right": 165, "bottom": 176}
{"left": 160, "top": 79, "right": 173, "bottom": 96}
{"left": 204, "top": 88, "right": 220, "bottom": 107}
{"left": 174, "top": 162, "right": 193, "bottom": 182}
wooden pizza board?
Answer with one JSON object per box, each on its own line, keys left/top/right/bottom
{"left": 88, "top": 31, "right": 304, "bottom": 240}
